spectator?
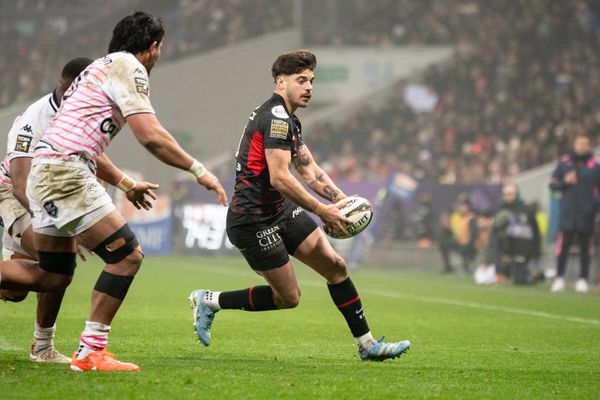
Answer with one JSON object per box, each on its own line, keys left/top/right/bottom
{"left": 492, "top": 183, "right": 542, "bottom": 285}
{"left": 549, "top": 134, "right": 600, "bottom": 293}
{"left": 439, "top": 196, "right": 479, "bottom": 274}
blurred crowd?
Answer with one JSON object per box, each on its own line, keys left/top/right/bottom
{"left": 0, "top": 0, "right": 292, "bottom": 108}
{"left": 307, "top": 0, "right": 600, "bottom": 184}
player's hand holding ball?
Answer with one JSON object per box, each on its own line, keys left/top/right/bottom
{"left": 322, "top": 196, "right": 373, "bottom": 239}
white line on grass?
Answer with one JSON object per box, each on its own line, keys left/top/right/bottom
{"left": 193, "top": 265, "right": 599, "bottom": 326}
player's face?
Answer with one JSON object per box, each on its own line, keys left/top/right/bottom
{"left": 283, "top": 69, "right": 314, "bottom": 109}
{"left": 144, "top": 41, "right": 163, "bottom": 74}
{"left": 574, "top": 136, "right": 590, "bottom": 155}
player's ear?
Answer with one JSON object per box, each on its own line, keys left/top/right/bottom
{"left": 276, "top": 76, "right": 285, "bottom": 90}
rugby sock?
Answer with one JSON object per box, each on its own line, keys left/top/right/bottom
{"left": 76, "top": 321, "right": 110, "bottom": 360}
{"left": 217, "top": 286, "right": 278, "bottom": 311}
{"left": 327, "top": 277, "right": 371, "bottom": 340}
{"left": 32, "top": 322, "right": 55, "bottom": 353}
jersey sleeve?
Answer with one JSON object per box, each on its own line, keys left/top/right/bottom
{"left": 6, "top": 112, "right": 38, "bottom": 161}
{"left": 262, "top": 117, "right": 293, "bottom": 150}
{"left": 104, "top": 58, "right": 155, "bottom": 117}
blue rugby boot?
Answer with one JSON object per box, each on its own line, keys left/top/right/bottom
{"left": 188, "top": 290, "right": 218, "bottom": 346}
{"left": 359, "top": 336, "right": 411, "bottom": 361}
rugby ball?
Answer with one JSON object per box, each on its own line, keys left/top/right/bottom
{"left": 325, "top": 196, "right": 373, "bottom": 239}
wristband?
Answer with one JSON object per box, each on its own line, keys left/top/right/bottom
{"left": 116, "top": 174, "right": 136, "bottom": 192}
{"left": 188, "top": 159, "right": 207, "bottom": 178}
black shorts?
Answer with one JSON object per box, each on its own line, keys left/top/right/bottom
{"left": 226, "top": 201, "right": 319, "bottom": 271}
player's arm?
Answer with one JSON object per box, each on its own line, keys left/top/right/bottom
{"left": 126, "top": 113, "right": 228, "bottom": 206}
{"left": 10, "top": 157, "right": 32, "bottom": 210}
{"left": 293, "top": 144, "right": 347, "bottom": 203}
{"left": 266, "top": 148, "right": 351, "bottom": 233}
{"left": 95, "top": 153, "right": 158, "bottom": 210}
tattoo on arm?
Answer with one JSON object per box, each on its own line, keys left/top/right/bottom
{"left": 323, "top": 185, "right": 340, "bottom": 202}
{"left": 308, "top": 173, "right": 324, "bottom": 187}
{"left": 295, "top": 152, "right": 312, "bottom": 167}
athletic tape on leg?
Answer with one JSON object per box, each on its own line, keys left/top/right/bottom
{"left": 93, "top": 224, "right": 139, "bottom": 265}
{"left": 38, "top": 251, "right": 77, "bottom": 276}
{"left": 93, "top": 270, "right": 134, "bottom": 300}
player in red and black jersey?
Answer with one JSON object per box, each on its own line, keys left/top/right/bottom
{"left": 189, "top": 50, "right": 410, "bottom": 361}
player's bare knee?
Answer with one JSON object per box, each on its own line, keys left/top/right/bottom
{"left": 42, "top": 274, "right": 73, "bottom": 292}
{"left": 278, "top": 288, "right": 301, "bottom": 309}
{"left": 324, "top": 255, "right": 348, "bottom": 283}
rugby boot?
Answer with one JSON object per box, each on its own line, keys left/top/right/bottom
{"left": 359, "top": 336, "right": 411, "bottom": 361}
{"left": 69, "top": 349, "right": 140, "bottom": 371}
{"left": 189, "top": 289, "right": 218, "bottom": 346}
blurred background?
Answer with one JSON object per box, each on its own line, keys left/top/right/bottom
{"left": 1, "top": 0, "right": 599, "bottom": 285}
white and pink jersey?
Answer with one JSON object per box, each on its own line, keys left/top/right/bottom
{"left": 0, "top": 92, "right": 60, "bottom": 187}
{"left": 35, "top": 52, "right": 154, "bottom": 163}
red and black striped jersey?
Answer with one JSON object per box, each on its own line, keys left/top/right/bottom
{"left": 230, "top": 93, "right": 304, "bottom": 216}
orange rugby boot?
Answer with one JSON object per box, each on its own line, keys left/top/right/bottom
{"left": 69, "top": 349, "right": 140, "bottom": 372}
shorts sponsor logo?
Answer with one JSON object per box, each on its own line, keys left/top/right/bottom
{"left": 134, "top": 77, "right": 149, "bottom": 95}
{"left": 291, "top": 206, "right": 303, "bottom": 219}
{"left": 85, "top": 183, "right": 104, "bottom": 205}
{"left": 270, "top": 120, "right": 289, "bottom": 139}
{"left": 271, "top": 105, "right": 289, "bottom": 119}
{"left": 43, "top": 201, "right": 58, "bottom": 218}
{"left": 256, "top": 225, "right": 282, "bottom": 251}
{"left": 15, "top": 134, "right": 32, "bottom": 152}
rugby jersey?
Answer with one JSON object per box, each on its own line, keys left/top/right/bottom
{"left": 35, "top": 52, "right": 154, "bottom": 163}
{"left": 0, "top": 92, "right": 60, "bottom": 186}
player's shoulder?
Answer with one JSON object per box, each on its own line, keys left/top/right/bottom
{"left": 12, "top": 92, "right": 56, "bottom": 132}
{"left": 255, "top": 96, "right": 292, "bottom": 124}
{"left": 106, "top": 52, "right": 148, "bottom": 77}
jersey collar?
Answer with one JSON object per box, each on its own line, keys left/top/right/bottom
{"left": 49, "top": 89, "right": 60, "bottom": 112}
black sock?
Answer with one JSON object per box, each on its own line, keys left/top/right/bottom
{"left": 218, "top": 286, "right": 278, "bottom": 311}
{"left": 327, "top": 277, "right": 370, "bottom": 337}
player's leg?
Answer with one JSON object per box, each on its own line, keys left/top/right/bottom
{"left": 575, "top": 233, "right": 591, "bottom": 293}
{"left": 67, "top": 209, "right": 142, "bottom": 371}
{"left": 290, "top": 213, "right": 410, "bottom": 361}
{"left": 552, "top": 230, "right": 574, "bottom": 292}
{"left": 0, "top": 224, "right": 74, "bottom": 293}
{"left": 189, "top": 213, "right": 299, "bottom": 346}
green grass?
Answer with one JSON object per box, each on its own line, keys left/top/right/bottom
{"left": 1, "top": 256, "right": 599, "bottom": 399}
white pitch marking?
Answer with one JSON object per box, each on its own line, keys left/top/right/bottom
{"left": 190, "top": 265, "right": 600, "bottom": 326}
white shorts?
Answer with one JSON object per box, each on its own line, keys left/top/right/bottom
{"left": 0, "top": 183, "right": 29, "bottom": 235}
{"left": 27, "top": 156, "right": 115, "bottom": 237}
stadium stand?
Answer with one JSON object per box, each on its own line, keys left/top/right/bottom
{"left": 305, "top": 0, "right": 600, "bottom": 183}
{"left": 0, "top": 0, "right": 292, "bottom": 108}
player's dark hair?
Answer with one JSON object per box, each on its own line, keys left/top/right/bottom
{"left": 271, "top": 50, "right": 317, "bottom": 81}
{"left": 108, "top": 11, "right": 164, "bottom": 54}
{"left": 61, "top": 57, "right": 93, "bottom": 80}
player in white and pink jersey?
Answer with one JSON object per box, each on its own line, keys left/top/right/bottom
{"left": 0, "top": 58, "right": 92, "bottom": 364}
{"left": 0, "top": 11, "right": 227, "bottom": 372}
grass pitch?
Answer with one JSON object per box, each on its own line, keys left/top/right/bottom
{"left": 1, "top": 255, "right": 599, "bottom": 399}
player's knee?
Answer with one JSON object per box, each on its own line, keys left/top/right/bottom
{"left": 278, "top": 287, "right": 301, "bottom": 309}
{"left": 41, "top": 273, "right": 73, "bottom": 292}
{"left": 93, "top": 224, "right": 142, "bottom": 273}
{"left": 324, "top": 255, "right": 348, "bottom": 283}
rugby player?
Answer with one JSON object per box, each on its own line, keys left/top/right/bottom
{"left": 0, "top": 11, "right": 227, "bottom": 371}
{"left": 189, "top": 50, "right": 410, "bottom": 361}
{"left": 0, "top": 58, "right": 93, "bottom": 363}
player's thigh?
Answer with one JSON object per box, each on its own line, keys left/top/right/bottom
{"left": 292, "top": 228, "right": 347, "bottom": 283}
{"left": 75, "top": 209, "right": 128, "bottom": 250}
{"left": 33, "top": 231, "right": 77, "bottom": 253}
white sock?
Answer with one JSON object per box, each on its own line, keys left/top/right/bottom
{"left": 32, "top": 322, "right": 55, "bottom": 353}
{"left": 203, "top": 291, "right": 221, "bottom": 310}
{"left": 355, "top": 331, "right": 376, "bottom": 352}
{"left": 76, "top": 321, "right": 111, "bottom": 360}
